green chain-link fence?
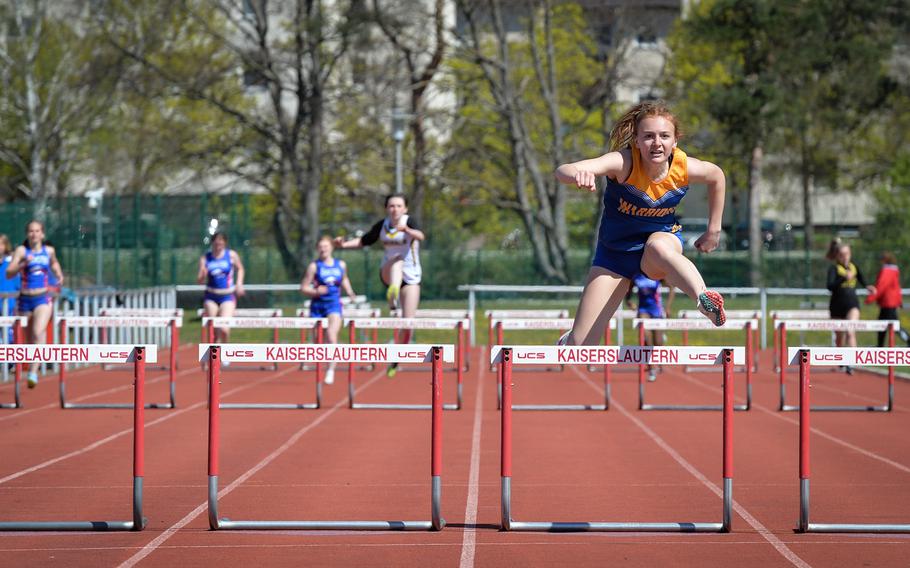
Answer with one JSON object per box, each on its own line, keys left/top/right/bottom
{"left": 0, "top": 193, "right": 882, "bottom": 298}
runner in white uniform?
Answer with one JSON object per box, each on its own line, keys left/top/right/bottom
{"left": 335, "top": 194, "right": 425, "bottom": 376}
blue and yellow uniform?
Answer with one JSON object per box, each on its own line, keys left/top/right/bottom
{"left": 309, "top": 259, "right": 345, "bottom": 318}
{"left": 18, "top": 246, "right": 52, "bottom": 313}
{"left": 594, "top": 148, "right": 688, "bottom": 279}
{"left": 204, "top": 249, "right": 236, "bottom": 305}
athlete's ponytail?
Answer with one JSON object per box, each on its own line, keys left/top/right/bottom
{"left": 609, "top": 101, "right": 682, "bottom": 151}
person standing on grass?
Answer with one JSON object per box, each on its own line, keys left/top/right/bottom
{"left": 554, "top": 101, "right": 727, "bottom": 347}
{"left": 6, "top": 221, "right": 64, "bottom": 388}
{"left": 197, "top": 232, "right": 245, "bottom": 347}
{"left": 334, "top": 193, "right": 425, "bottom": 377}
{"left": 300, "top": 236, "right": 358, "bottom": 384}
{"left": 865, "top": 251, "right": 903, "bottom": 347}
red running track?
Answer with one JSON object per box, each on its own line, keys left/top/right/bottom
{"left": 0, "top": 344, "right": 908, "bottom": 567}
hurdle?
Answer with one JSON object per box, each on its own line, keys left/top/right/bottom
{"left": 494, "top": 345, "right": 739, "bottom": 532}
{"left": 0, "top": 345, "right": 154, "bottom": 531}
{"left": 491, "top": 318, "right": 615, "bottom": 411}
{"left": 777, "top": 319, "right": 899, "bottom": 411}
{"left": 97, "top": 308, "right": 183, "bottom": 371}
{"left": 57, "top": 316, "right": 179, "bottom": 409}
{"left": 0, "top": 317, "right": 26, "bottom": 409}
{"left": 296, "top": 308, "right": 383, "bottom": 370}
{"left": 391, "top": 309, "right": 473, "bottom": 370}
{"left": 202, "top": 316, "right": 323, "bottom": 375}
{"left": 771, "top": 310, "right": 829, "bottom": 372}
{"left": 678, "top": 310, "right": 760, "bottom": 371}
{"left": 794, "top": 347, "right": 910, "bottom": 532}
{"left": 202, "top": 343, "right": 452, "bottom": 531}
{"left": 197, "top": 308, "right": 283, "bottom": 346}
{"left": 344, "top": 318, "right": 466, "bottom": 410}
{"left": 485, "top": 310, "right": 569, "bottom": 355}
{"left": 634, "top": 318, "right": 756, "bottom": 411}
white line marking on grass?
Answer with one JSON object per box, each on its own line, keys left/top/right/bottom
{"left": 570, "top": 367, "right": 813, "bottom": 568}
{"left": 0, "top": 368, "right": 290, "bottom": 485}
{"left": 117, "top": 370, "right": 387, "bottom": 568}
{"left": 459, "top": 349, "right": 485, "bottom": 568}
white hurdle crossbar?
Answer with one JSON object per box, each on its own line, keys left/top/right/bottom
{"left": 491, "top": 318, "right": 616, "bottom": 411}
{"left": 391, "top": 309, "right": 473, "bottom": 370}
{"left": 202, "top": 317, "right": 326, "bottom": 408}
{"left": 678, "top": 310, "right": 760, "bottom": 372}
{"left": 0, "top": 317, "right": 27, "bottom": 409}
{"left": 202, "top": 343, "right": 452, "bottom": 531}
{"left": 634, "top": 318, "right": 757, "bottom": 411}
{"left": 771, "top": 310, "right": 830, "bottom": 372}
{"left": 344, "top": 318, "right": 466, "bottom": 410}
{"left": 0, "top": 345, "right": 154, "bottom": 531}
{"left": 794, "top": 347, "right": 910, "bottom": 532}
{"left": 778, "top": 320, "right": 899, "bottom": 411}
{"left": 198, "top": 308, "right": 283, "bottom": 347}
{"left": 58, "top": 317, "right": 176, "bottom": 409}
{"left": 493, "top": 345, "right": 738, "bottom": 532}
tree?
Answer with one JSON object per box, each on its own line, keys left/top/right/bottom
{"left": 0, "top": 1, "right": 123, "bottom": 219}
{"left": 665, "top": 0, "right": 786, "bottom": 286}
{"left": 371, "top": 0, "right": 447, "bottom": 221}
{"left": 105, "top": 0, "right": 370, "bottom": 278}
{"left": 450, "top": 0, "right": 604, "bottom": 282}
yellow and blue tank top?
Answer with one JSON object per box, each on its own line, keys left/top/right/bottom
{"left": 598, "top": 147, "right": 688, "bottom": 252}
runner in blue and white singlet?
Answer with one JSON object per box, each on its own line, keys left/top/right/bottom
{"left": 197, "top": 232, "right": 245, "bottom": 344}
{"left": 301, "top": 237, "right": 357, "bottom": 384}
{"left": 6, "top": 220, "right": 64, "bottom": 388}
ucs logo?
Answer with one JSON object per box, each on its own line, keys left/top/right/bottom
{"left": 225, "top": 350, "right": 255, "bottom": 358}
{"left": 688, "top": 353, "right": 718, "bottom": 361}
{"left": 100, "top": 351, "right": 130, "bottom": 359}
{"left": 813, "top": 353, "right": 843, "bottom": 362}
{"left": 516, "top": 352, "right": 546, "bottom": 360}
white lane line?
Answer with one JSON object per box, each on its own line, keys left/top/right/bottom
{"left": 459, "top": 349, "right": 485, "bottom": 568}
{"left": 570, "top": 367, "right": 813, "bottom": 568}
{"left": 674, "top": 371, "right": 910, "bottom": 474}
{"left": 0, "top": 367, "right": 291, "bottom": 485}
{"left": 117, "top": 370, "right": 386, "bottom": 568}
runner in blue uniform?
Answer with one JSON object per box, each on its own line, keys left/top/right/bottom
{"left": 197, "top": 232, "right": 245, "bottom": 344}
{"left": 301, "top": 236, "right": 357, "bottom": 384}
{"left": 626, "top": 272, "right": 674, "bottom": 381}
{"left": 5, "top": 221, "right": 64, "bottom": 388}
{"left": 555, "top": 101, "right": 726, "bottom": 346}
{"left": 0, "top": 235, "right": 21, "bottom": 343}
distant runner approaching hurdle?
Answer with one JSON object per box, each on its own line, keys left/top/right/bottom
{"left": 826, "top": 239, "right": 875, "bottom": 373}
{"left": 626, "top": 272, "right": 674, "bottom": 381}
{"left": 334, "top": 193, "right": 425, "bottom": 377}
{"left": 554, "top": 101, "right": 726, "bottom": 346}
{"left": 6, "top": 220, "right": 65, "bottom": 388}
{"left": 198, "top": 232, "right": 245, "bottom": 347}
{"left": 300, "top": 236, "right": 358, "bottom": 384}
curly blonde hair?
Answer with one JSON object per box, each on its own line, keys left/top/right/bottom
{"left": 609, "top": 101, "right": 682, "bottom": 152}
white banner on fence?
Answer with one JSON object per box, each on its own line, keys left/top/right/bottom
{"left": 202, "top": 317, "right": 322, "bottom": 329}
{"left": 345, "top": 318, "right": 469, "bottom": 330}
{"left": 776, "top": 319, "right": 899, "bottom": 331}
{"left": 61, "top": 316, "right": 182, "bottom": 328}
{"left": 633, "top": 318, "right": 757, "bottom": 331}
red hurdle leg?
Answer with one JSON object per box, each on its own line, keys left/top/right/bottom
{"left": 745, "top": 323, "right": 753, "bottom": 410}
{"left": 58, "top": 321, "right": 67, "bottom": 408}
{"left": 132, "top": 346, "right": 147, "bottom": 529}
{"left": 431, "top": 346, "right": 445, "bottom": 530}
{"left": 637, "top": 323, "right": 645, "bottom": 409}
{"left": 456, "top": 323, "right": 464, "bottom": 410}
{"left": 798, "top": 349, "right": 810, "bottom": 532}
{"left": 207, "top": 346, "right": 221, "bottom": 529}
{"left": 500, "top": 348, "right": 513, "bottom": 530}
{"left": 722, "top": 348, "right": 734, "bottom": 532}
{"left": 779, "top": 325, "right": 788, "bottom": 410}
